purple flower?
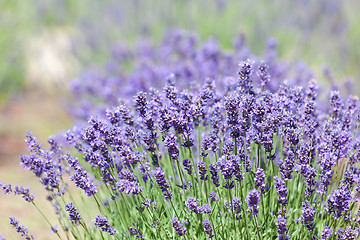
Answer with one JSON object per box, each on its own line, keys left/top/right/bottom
{"left": 276, "top": 215, "right": 288, "bottom": 240}
{"left": 9, "top": 217, "right": 34, "bottom": 240}
{"left": 225, "top": 94, "right": 239, "bottom": 127}
{"left": 106, "top": 104, "right": 134, "bottom": 126}
{"left": 199, "top": 204, "right": 212, "bottom": 214}
{"left": 321, "top": 226, "right": 333, "bottom": 239}
{"left": 129, "top": 226, "right": 144, "bottom": 239}
{"left": 186, "top": 197, "right": 199, "bottom": 214}
{"left": 171, "top": 217, "right": 186, "bottom": 236}
{"left": 257, "top": 62, "right": 271, "bottom": 87}
{"left": 238, "top": 59, "right": 254, "bottom": 93}
{"left": 117, "top": 169, "right": 143, "bottom": 195}
{"left": 209, "top": 191, "right": 219, "bottom": 202}
{"left": 246, "top": 189, "right": 260, "bottom": 215}
{"left": 202, "top": 218, "right": 214, "bottom": 238}
{"left": 209, "top": 164, "right": 220, "bottom": 187}
{"left": 230, "top": 155, "right": 244, "bottom": 183}
{"left": 134, "top": 91, "right": 147, "bottom": 117}
{"left": 70, "top": 165, "right": 97, "bottom": 197}
{"left": 198, "top": 160, "right": 208, "bottom": 181}
{"left": 254, "top": 168, "right": 266, "bottom": 194}
{"left": 183, "top": 159, "right": 193, "bottom": 176}
{"left": 326, "top": 185, "right": 352, "bottom": 219}
{"left": 153, "top": 167, "right": 172, "bottom": 200}
{"left": 274, "top": 176, "right": 288, "bottom": 206}
{"left": 337, "top": 226, "right": 359, "bottom": 240}
{"left": 94, "top": 215, "right": 116, "bottom": 235}
{"left": 232, "top": 197, "right": 242, "bottom": 220}
{"left": 65, "top": 202, "right": 81, "bottom": 225}
{"left": 0, "top": 183, "right": 34, "bottom": 202}
{"left": 279, "top": 149, "right": 295, "bottom": 180}
{"left": 217, "top": 156, "right": 233, "bottom": 180}
{"left": 164, "top": 132, "right": 179, "bottom": 160}
{"left": 24, "top": 131, "right": 41, "bottom": 153}
{"left": 301, "top": 201, "right": 314, "bottom": 232}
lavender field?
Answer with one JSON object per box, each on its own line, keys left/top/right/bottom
{"left": 1, "top": 1, "right": 360, "bottom": 239}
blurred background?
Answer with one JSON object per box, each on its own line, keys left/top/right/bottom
{"left": 1, "top": 0, "right": 360, "bottom": 238}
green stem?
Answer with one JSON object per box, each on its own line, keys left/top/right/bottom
{"left": 254, "top": 215, "right": 262, "bottom": 240}
{"left": 32, "top": 202, "right": 62, "bottom": 239}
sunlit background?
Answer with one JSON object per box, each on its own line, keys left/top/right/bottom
{"left": 1, "top": 0, "right": 360, "bottom": 238}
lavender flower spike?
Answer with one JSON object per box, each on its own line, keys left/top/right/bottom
{"left": 65, "top": 202, "right": 81, "bottom": 225}
{"left": 254, "top": 168, "right": 266, "bottom": 194}
{"left": 202, "top": 218, "right": 214, "bottom": 238}
{"left": 301, "top": 201, "right": 315, "bottom": 232}
{"left": 321, "top": 226, "right": 333, "bottom": 239}
{"left": 9, "top": 217, "right": 34, "bottom": 240}
{"left": 153, "top": 167, "right": 173, "bottom": 200}
{"left": 198, "top": 160, "right": 208, "bottom": 181}
{"left": 276, "top": 215, "right": 288, "bottom": 240}
{"left": 171, "top": 217, "right": 187, "bottom": 236}
{"left": 246, "top": 188, "right": 260, "bottom": 215}
{"left": 94, "top": 215, "right": 116, "bottom": 235}
{"left": 186, "top": 197, "right": 200, "bottom": 214}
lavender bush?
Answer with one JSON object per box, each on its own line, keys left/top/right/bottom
{"left": 1, "top": 32, "right": 360, "bottom": 239}
{"left": 69, "top": 29, "right": 316, "bottom": 122}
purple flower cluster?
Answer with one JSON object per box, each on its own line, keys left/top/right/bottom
{"left": 20, "top": 132, "right": 64, "bottom": 194}
{"left": 209, "top": 164, "right": 220, "bottom": 187}
{"left": 117, "top": 169, "right": 143, "bottom": 195}
{"left": 129, "top": 227, "right": 144, "bottom": 239}
{"left": 9, "top": 217, "right": 34, "bottom": 240}
{"left": 232, "top": 197, "right": 242, "bottom": 220}
{"left": 67, "top": 155, "right": 97, "bottom": 197}
{"left": 0, "top": 183, "right": 34, "bottom": 202}
{"left": 171, "top": 217, "right": 186, "bottom": 236}
{"left": 198, "top": 160, "right": 208, "bottom": 181}
{"left": 274, "top": 176, "right": 288, "bottom": 206}
{"left": 326, "top": 185, "right": 352, "bottom": 219}
{"left": 209, "top": 191, "right": 219, "bottom": 202}
{"left": 337, "top": 226, "right": 359, "bottom": 240}
{"left": 153, "top": 167, "right": 172, "bottom": 200}
{"left": 276, "top": 215, "right": 288, "bottom": 240}
{"left": 185, "top": 197, "right": 199, "bottom": 214}
{"left": 65, "top": 202, "right": 81, "bottom": 225}
{"left": 246, "top": 188, "right": 260, "bottom": 215}
{"left": 254, "top": 168, "right": 266, "bottom": 194}
{"left": 94, "top": 215, "right": 116, "bottom": 235}
{"left": 301, "top": 201, "right": 315, "bottom": 232}
{"left": 202, "top": 218, "right": 214, "bottom": 238}
{"left": 321, "top": 226, "right": 333, "bottom": 240}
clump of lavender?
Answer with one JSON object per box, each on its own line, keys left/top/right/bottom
{"left": 3, "top": 31, "right": 360, "bottom": 239}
